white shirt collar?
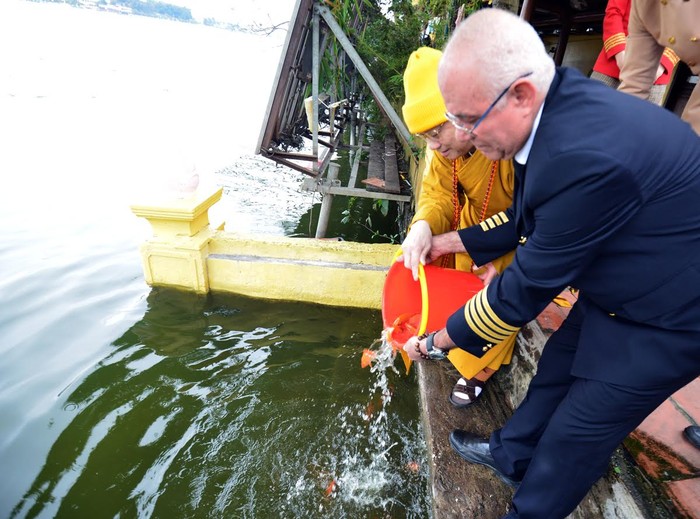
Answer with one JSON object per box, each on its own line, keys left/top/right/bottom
{"left": 514, "top": 103, "right": 544, "bottom": 166}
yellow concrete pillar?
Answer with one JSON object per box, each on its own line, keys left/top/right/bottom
{"left": 130, "top": 186, "right": 402, "bottom": 308}
{"left": 130, "top": 188, "right": 223, "bottom": 293}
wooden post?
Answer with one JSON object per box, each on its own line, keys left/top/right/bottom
{"left": 315, "top": 162, "right": 340, "bottom": 238}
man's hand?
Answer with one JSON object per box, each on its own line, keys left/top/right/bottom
{"left": 403, "top": 328, "right": 456, "bottom": 361}
{"left": 398, "top": 220, "right": 432, "bottom": 281}
{"left": 472, "top": 262, "right": 498, "bottom": 285}
{"left": 427, "top": 231, "right": 467, "bottom": 264}
{"left": 655, "top": 64, "right": 665, "bottom": 81}
{"left": 614, "top": 50, "right": 626, "bottom": 71}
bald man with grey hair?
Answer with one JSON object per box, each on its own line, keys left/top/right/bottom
{"left": 402, "top": 7, "right": 700, "bottom": 519}
{"left": 440, "top": 8, "right": 554, "bottom": 101}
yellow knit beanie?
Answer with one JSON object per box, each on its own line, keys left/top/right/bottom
{"left": 402, "top": 47, "right": 448, "bottom": 135}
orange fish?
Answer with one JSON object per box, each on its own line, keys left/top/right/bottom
{"left": 360, "top": 348, "right": 377, "bottom": 368}
{"left": 385, "top": 313, "right": 421, "bottom": 351}
{"left": 385, "top": 313, "right": 422, "bottom": 374}
{"left": 325, "top": 479, "right": 336, "bottom": 496}
{"left": 361, "top": 313, "right": 423, "bottom": 373}
{"left": 405, "top": 461, "right": 420, "bottom": 473}
{"left": 364, "top": 400, "right": 375, "bottom": 420}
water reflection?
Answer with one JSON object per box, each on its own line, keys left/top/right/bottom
{"left": 12, "top": 288, "right": 428, "bottom": 518}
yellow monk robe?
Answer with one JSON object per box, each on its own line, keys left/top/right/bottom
{"left": 411, "top": 148, "right": 518, "bottom": 379}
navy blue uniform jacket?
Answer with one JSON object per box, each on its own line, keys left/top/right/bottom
{"left": 447, "top": 67, "right": 700, "bottom": 386}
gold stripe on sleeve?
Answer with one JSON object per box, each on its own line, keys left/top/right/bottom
{"left": 662, "top": 47, "right": 680, "bottom": 66}
{"left": 463, "top": 289, "right": 518, "bottom": 343}
{"left": 465, "top": 299, "right": 503, "bottom": 343}
{"left": 477, "top": 290, "right": 520, "bottom": 335}
{"left": 479, "top": 211, "right": 510, "bottom": 232}
{"left": 471, "top": 293, "right": 510, "bottom": 340}
{"left": 603, "top": 33, "right": 626, "bottom": 53}
{"left": 493, "top": 212, "right": 509, "bottom": 226}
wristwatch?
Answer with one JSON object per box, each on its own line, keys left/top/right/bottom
{"left": 426, "top": 332, "right": 448, "bottom": 361}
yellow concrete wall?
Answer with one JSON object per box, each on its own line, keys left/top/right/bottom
{"left": 132, "top": 187, "right": 402, "bottom": 308}
{"left": 207, "top": 233, "right": 399, "bottom": 309}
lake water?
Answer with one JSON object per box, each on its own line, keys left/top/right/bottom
{"left": 0, "top": 2, "right": 427, "bottom": 517}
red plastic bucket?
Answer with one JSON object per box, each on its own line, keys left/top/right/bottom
{"left": 382, "top": 261, "right": 483, "bottom": 339}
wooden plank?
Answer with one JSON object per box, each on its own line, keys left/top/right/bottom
{"left": 347, "top": 120, "right": 366, "bottom": 188}
{"left": 383, "top": 134, "right": 401, "bottom": 194}
{"left": 363, "top": 139, "right": 385, "bottom": 192}
{"left": 326, "top": 186, "right": 410, "bottom": 202}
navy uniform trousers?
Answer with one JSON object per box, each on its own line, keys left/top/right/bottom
{"left": 491, "top": 298, "right": 698, "bottom": 519}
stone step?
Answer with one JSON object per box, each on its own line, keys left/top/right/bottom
{"left": 625, "top": 377, "right": 700, "bottom": 519}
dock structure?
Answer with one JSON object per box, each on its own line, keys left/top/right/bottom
{"left": 255, "top": 0, "right": 413, "bottom": 239}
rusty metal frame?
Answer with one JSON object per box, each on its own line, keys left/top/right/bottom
{"left": 255, "top": 0, "right": 411, "bottom": 183}
{"left": 256, "top": 0, "right": 349, "bottom": 177}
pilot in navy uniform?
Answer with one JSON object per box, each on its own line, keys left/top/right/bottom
{"left": 403, "top": 9, "right": 700, "bottom": 519}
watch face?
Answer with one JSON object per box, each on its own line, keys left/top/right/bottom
{"left": 429, "top": 349, "right": 446, "bottom": 360}
{"left": 427, "top": 333, "right": 446, "bottom": 360}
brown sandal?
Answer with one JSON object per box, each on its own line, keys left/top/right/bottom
{"left": 449, "top": 377, "right": 485, "bottom": 408}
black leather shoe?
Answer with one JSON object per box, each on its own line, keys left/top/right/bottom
{"left": 449, "top": 430, "right": 520, "bottom": 488}
{"left": 684, "top": 425, "right": 700, "bottom": 450}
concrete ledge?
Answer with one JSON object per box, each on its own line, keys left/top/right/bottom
{"left": 131, "top": 187, "right": 401, "bottom": 307}
{"left": 417, "top": 360, "right": 514, "bottom": 518}
{"left": 207, "top": 232, "right": 399, "bottom": 309}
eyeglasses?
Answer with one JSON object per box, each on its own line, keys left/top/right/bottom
{"left": 445, "top": 71, "right": 533, "bottom": 137}
{"left": 415, "top": 122, "right": 446, "bottom": 141}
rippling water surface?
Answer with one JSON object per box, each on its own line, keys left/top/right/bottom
{"left": 0, "top": 1, "right": 427, "bottom": 517}
{"left": 8, "top": 289, "right": 427, "bottom": 518}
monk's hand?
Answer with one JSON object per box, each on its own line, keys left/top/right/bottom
{"left": 399, "top": 220, "right": 432, "bottom": 281}
{"left": 403, "top": 329, "right": 457, "bottom": 361}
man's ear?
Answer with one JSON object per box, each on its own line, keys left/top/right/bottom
{"left": 510, "top": 80, "right": 538, "bottom": 110}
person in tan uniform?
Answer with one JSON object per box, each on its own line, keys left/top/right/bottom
{"left": 618, "top": 0, "right": 700, "bottom": 134}
{"left": 590, "top": 0, "right": 679, "bottom": 105}
{"left": 400, "top": 46, "right": 518, "bottom": 407}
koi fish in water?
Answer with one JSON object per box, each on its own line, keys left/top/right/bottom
{"left": 361, "top": 313, "right": 421, "bottom": 373}
{"left": 385, "top": 313, "right": 421, "bottom": 351}
{"left": 360, "top": 348, "right": 377, "bottom": 368}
